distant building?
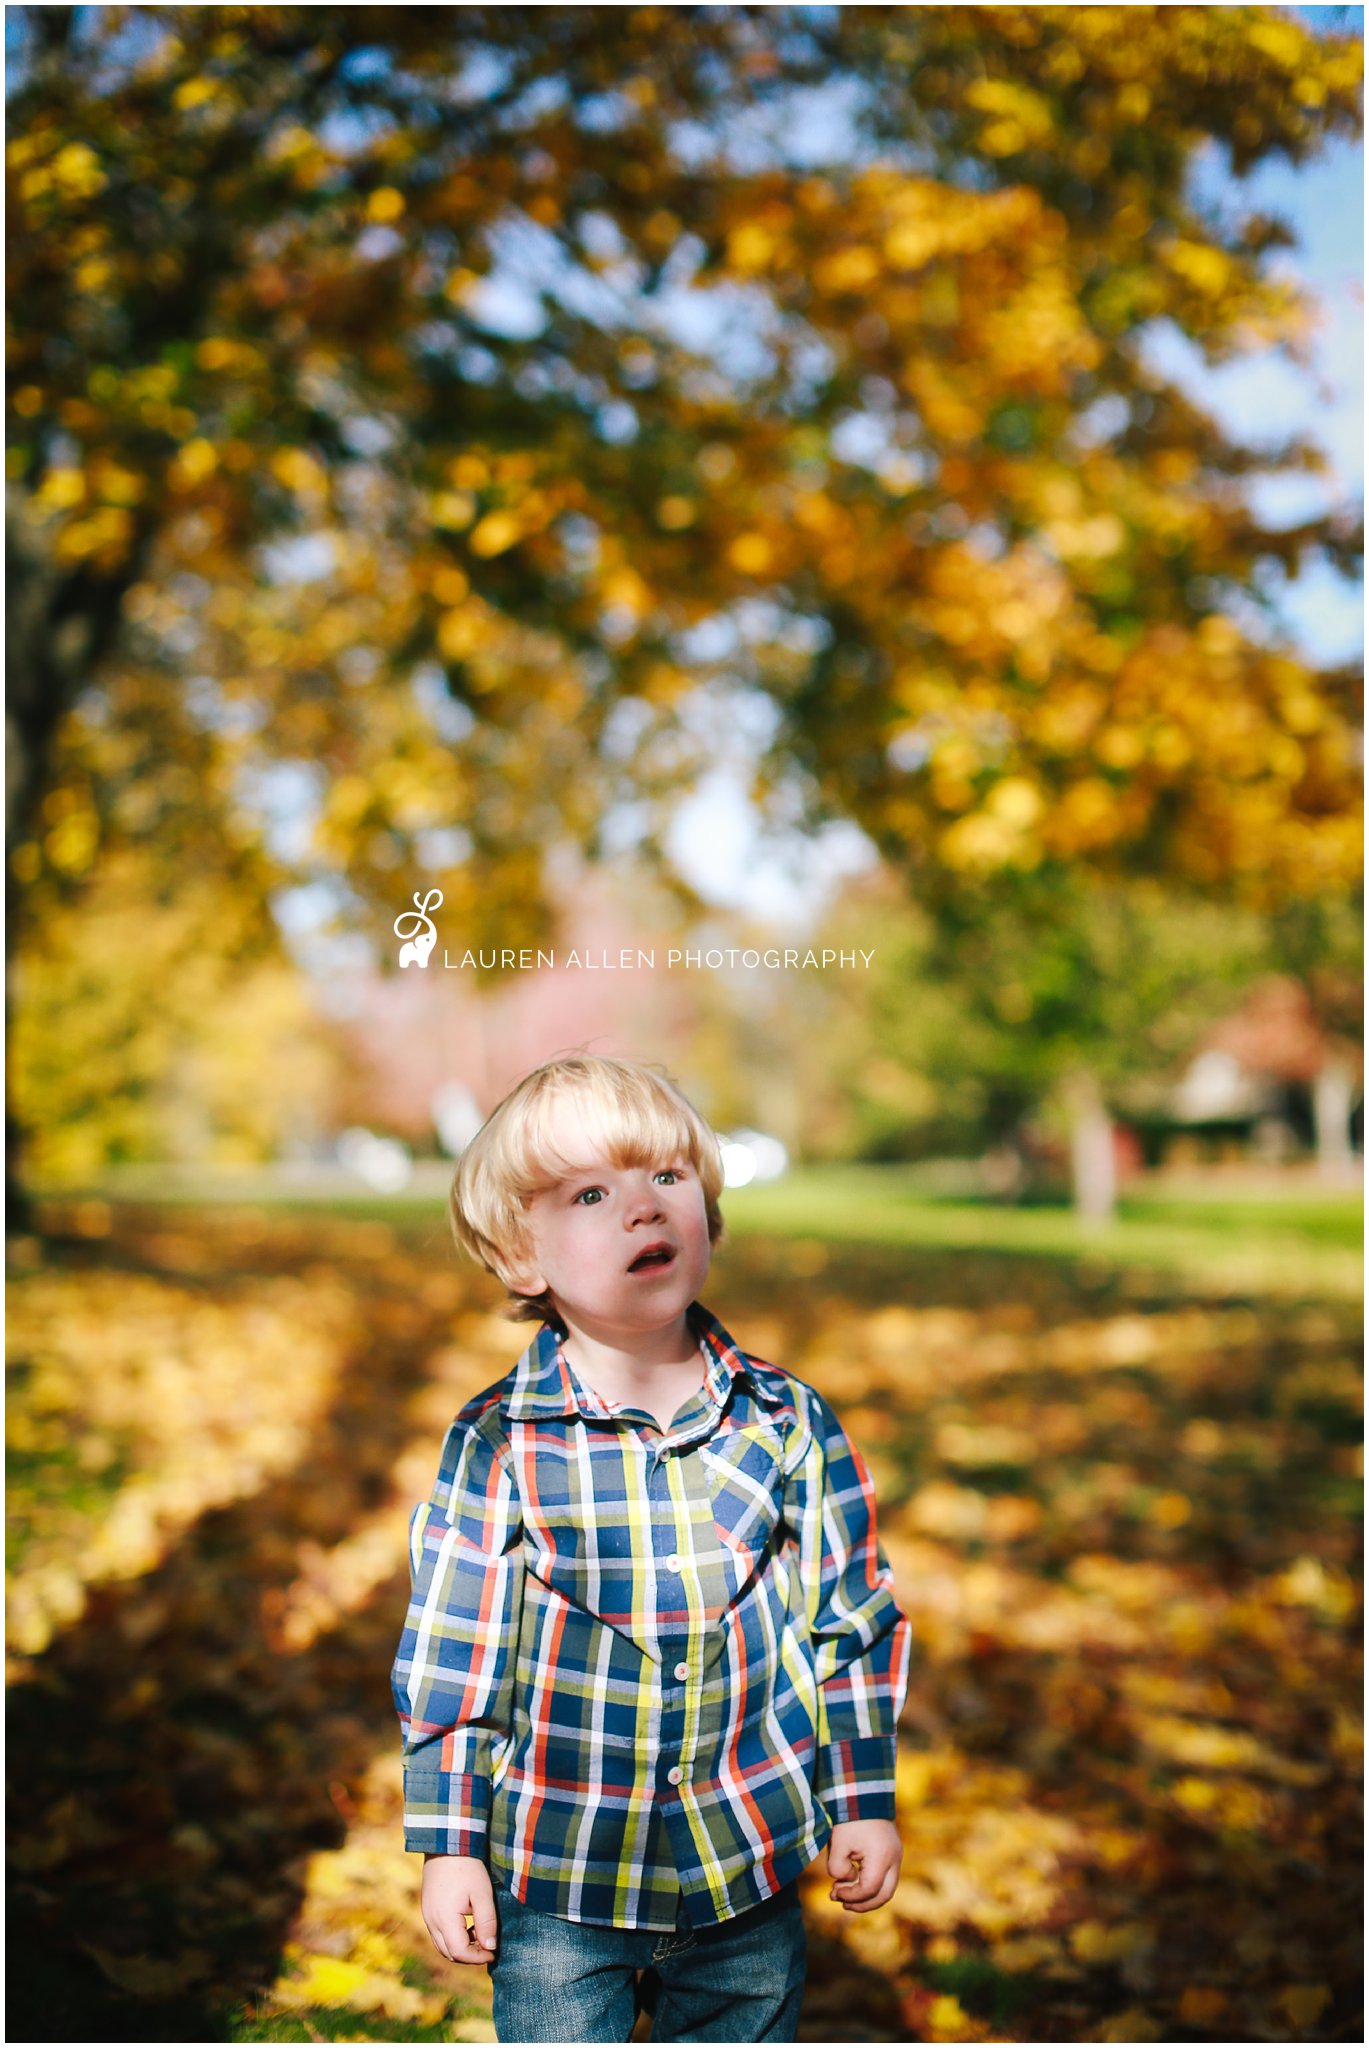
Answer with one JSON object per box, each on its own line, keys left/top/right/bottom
{"left": 1169, "top": 977, "right": 1362, "bottom": 1168}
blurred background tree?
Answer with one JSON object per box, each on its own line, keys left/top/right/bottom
{"left": 6, "top": 3, "right": 1362, "bottom": 1218}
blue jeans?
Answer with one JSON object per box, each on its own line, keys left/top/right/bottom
{"left": 487, "top": 1875, "right": 807, "bottom": 2042}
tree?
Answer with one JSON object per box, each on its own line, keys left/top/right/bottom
{"left": 7, "top": 4, "right": 1362, "bottom": 1215}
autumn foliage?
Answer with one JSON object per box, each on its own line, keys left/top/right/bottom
{"left": 7, "top": 4, "right": 1362, "bottom": 969}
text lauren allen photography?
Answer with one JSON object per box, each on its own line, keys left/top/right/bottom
{"left": 391, "top": 893, "right": 873, "bottom": 973}
{"left": 439, "top": 946, "right": 876, "bottom": 972}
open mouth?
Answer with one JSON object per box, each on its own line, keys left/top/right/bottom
{"left": 628, "top": 1244, "right": 676, "bottom": 1274}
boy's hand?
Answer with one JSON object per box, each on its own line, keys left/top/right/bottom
{"left": 421, "top": 1852, "right": 499, "bottom": 1964}
{"left": 826, "top": 1819, "right": 902, "bottom": 1912}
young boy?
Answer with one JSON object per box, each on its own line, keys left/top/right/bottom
{"left": 392, "top": 1054, "right": 912, "bottom": 2042}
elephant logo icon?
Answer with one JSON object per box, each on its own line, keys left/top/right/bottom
{"left": 395, "top": 889, "right": 444, "bottom": 969}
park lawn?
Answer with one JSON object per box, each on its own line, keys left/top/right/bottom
{"left": 46, "top": 1161, "right": 1365, "bottom": 1301}
{"left": 721, "top": 1166, "right": 1363, "bottom": 1299}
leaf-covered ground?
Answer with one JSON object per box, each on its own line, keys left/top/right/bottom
{"left": 6, "top": 1197, "right": 1362, "bottom": 2043}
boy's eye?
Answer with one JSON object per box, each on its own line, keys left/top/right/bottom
{"left": 572, "top": 1187, "right": 605, "bottom": 1206}
{"left": 654, "top": 1168, "right": 681, "bottom": 1184}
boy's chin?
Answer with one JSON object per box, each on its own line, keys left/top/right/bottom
{"left": 560, "top": 1279, "right": 708, "bottom": 1329}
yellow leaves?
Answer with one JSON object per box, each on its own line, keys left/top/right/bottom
{"left": 1267, "top": 1554, "right": 1358, "bottom": 1621}
{"left": 1095, "top": 2010, "right": 1164, "bottom": 2042}
{"left": 43, "top": 804, "right": 99, "bottom": 877}
{"left": 431, "top": 489, "right": 477, "bottom": 530}
{"left": 728, "top": 531, "right": 774, "bottom": 576}
{"left": 1044, "top": 511, "right": 1126, "bottom": 561}
{"left": 1176, "top": 1985, "right": 1227, "bottom": 2026}
{"left": 993, "top": 1934, "right": 1060, "bottom": 1974}
{"left": 366, "top": 185, "right": 406, "bottom": 223}
{"left": 940, "top": 810, "right": 1030, "bottom": 874}
{"left": 1131, "top": 1711, "right": 1324, "bottom": 1784}
{"left": 726, "top": 222, "right": 780, "bottom": 274}
{"left": 275, "top": 1947, "right": 434, "bottom": 2022}
{"left": 73, "top": 254, "right": 114, "bottom": 294}
{"left": 271, "top": 446, "right": 326, "bottom": 497}
{"left": 1044, "top": 776, "right": 1122, "bottom": 854}
{"left": 435, "top": 606, "right": 489, "bottom": 661}
{"left": 937, "top": 1420, "right": 1036, "bottom": 1467}
{"left": 35, "top": 466, "right": 86, "bottom": 512}
{"left": 1171, "top": 1775, "right": 1271, "bottom": 1831}
{"left": 1069, "top": 1919, "right": 1154, "bottom": 1965}
{"left": 925, "top": 1993, "right": 976, "bottom": 2039}
{"left": 987, "top": 776, "right": 1042, "bottom": 829}
{"left": 600, "top": 565, "right": 651, "bottom": 616}
{"left": 444, "top": 266, "right": 482, "bottom": 305}
{"left": 432, "top": 606, "right": 476, "bottom": 661}
{"left": 1160, "top": 237, "right": 1235, "bottom": 299}
{"left": 172, "top": 75, "right": 219, "bottom": 112}
{"left": 1279, "top": 1982, "right": 1332, "bottom": 2028}
{"left": 195, "top": 337, "right": 263, "bottom": 375}
{"left": 656, "top": 494, "right": 696, "bottom": 529}
{"left": 884, "top": 215, "right": 941, "bottom": 271}
{"left": 53, "top": 505, "right": 135, "bottom": 570}
{"left": 36, "top": 141, "right": 107, "bottom": 201}
{"left": 895, "top": 1748, "right": 937, "bottom": 1811}
{"left": 468, "top": 510, "right": 521, "bottom": 557}
{"left": 1247, "top": 19, "right": 1309, "bottom": 70}
{"left": 812, "top": 244, "right": 881, "bottom": 295}
{"left": 170, "top": 438, "right": 217, "bottom": 488}
{"left": 326, "top": 775, "right": 374, "bottom": 829}
{"left": 7, "top": 1238, "right": 354, "bottom": 1656}
{"left": 90, "top": 458, "right": 147, "bottom": 506}
{"left": 644, "top": 206, "right": 680, "bottom": 248}
{"left": 963, "top": 80, "right": 1056, "bottom": 155}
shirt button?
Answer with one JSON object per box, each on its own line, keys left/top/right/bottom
{"left": 665, "top": 1553, "right": 681, "bottom": 1571}
{"left": 666, "top": 1765, "right": 683, "bottom": 1785}
{"left": 673, "top": 1661, "right": 689, "bottom": 1681}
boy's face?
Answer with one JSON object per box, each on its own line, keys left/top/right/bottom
{"left": 503, "top": 1090, "right": 712, "bottom": 1337}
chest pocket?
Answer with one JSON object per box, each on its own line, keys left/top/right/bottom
{"left": 701, "top": 1421, "right": 785, "bottom": 1580}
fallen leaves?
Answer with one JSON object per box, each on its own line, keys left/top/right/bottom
{"left": 5, "top": 1212, "right": 1361, "bottom": 2043}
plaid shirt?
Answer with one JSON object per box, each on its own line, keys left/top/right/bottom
{"left": 391, "top": 1301, "right": 912, "bottom": 1930}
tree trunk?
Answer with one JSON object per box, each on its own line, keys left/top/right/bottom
{"left": 1313, "top": 1053, "right": 1355, "bottom": 1176}
{"left": 1064, "top": 1068, "right": 1116, "bottom": 1227}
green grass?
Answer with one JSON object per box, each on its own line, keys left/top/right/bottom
{"left": 719, "top": 1165, "right": 1363, "bottom": 1297}
{"left": 33, "top": 1160, "right": 1363, "bottom": 1299}
{"left": 918, "top": 1955, "right": 1041, "bottom": 2028}
{"left": 228, "top": 2010, "right": 459, "bottom": 2042}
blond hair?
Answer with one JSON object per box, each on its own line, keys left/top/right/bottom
{"left": 449, "top": 1054, "right": 726, "bottom": 1324}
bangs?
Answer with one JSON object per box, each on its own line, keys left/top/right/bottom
{"left": 513, "top": 1068, "right": 703, "bottom": 1198}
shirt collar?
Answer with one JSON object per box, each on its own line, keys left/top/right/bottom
{"left": 500, "top": 1300, "right": 787, "bottom": 1423}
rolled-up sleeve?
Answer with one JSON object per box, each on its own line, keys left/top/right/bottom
{"left": 390, "top": 1402, "right": 525, "bottom": 1856}
{"left": 784, "top": 1384, "right": 912, "bottom": 1824}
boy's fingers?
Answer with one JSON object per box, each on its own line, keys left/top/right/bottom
{"left": 838, "top": 1867, "right": 898, "bottom": 1911}
{"left": 445, "top": 1921, "right": 488, "bottom": 1963}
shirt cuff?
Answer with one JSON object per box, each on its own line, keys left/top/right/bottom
{"left": 814, "top": 1733, "right": 900, "bottom": 1824}
{"left": 402, "top": 1763, "right": 491, "bottom": 1856}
